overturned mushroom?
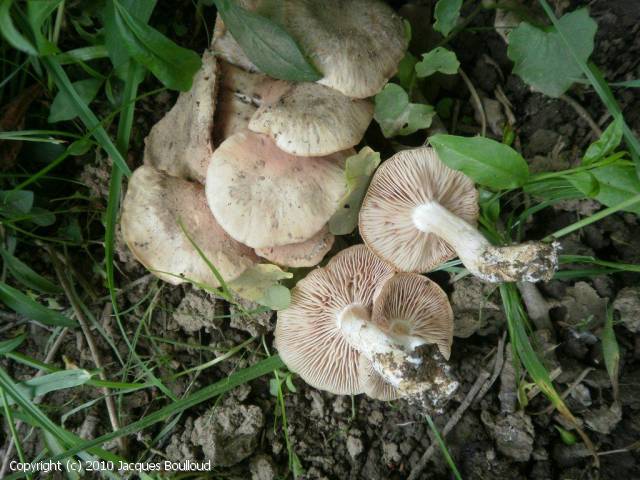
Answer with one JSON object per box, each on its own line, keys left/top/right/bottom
{"left": 249, "top": 82, "right": 373, "bottom": 156}
{"left": 275, "top": 245, "right": 457, "bottom": 407}
{"left": 359, "top": 147, "right": 559, "bottom": 282}
{"left": 121, "top": 166, "right": 257, "bottom": 286}
{"left": 206, "top": 130, "right": 350, "bottom": 249}
{"left": 277, "top": 0, "right": 407, "bottom": 98}
{"left": 255, "top": 226, "right": 334, "bottom": 268}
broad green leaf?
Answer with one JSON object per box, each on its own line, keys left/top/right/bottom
{"left": 0, "top": 190, "right": 33, "bottom": 215}
{"left": 374, "top": 83, "right": 435, "bottom": 138}
{"left": 48, "top": 78, "right": 102, "bottom": 123}
{"left": 0, "top": 282, "right": 76, "bottom": 327}
{"left": 0, "top": 247, "right": 62, "bottom": 294}
{"left": 213, "top": 0, "right": 321, "bottom": 82}
{"left": 565, "top": 171, "right": 600, "bottom": 198}
{"left": 601, "top": 308, "right": 620, "bottom": 401}
{"left": 102, "top": 0, "right": 155, "bottom": 80}
{"left": 583, "top": 117, "right": 623, "bottom": 164}
{"left": 29, "top": 207, "right": 56, "bottom": 226}
{"left": 0, "top": 334, "right": 26, "bottom": 355}
{"left": 507, "top": 8, "right": 597, "bottom": 97}
{"left": 0, "top": 0, "right": 38, "bottom": 55}
{"left": 523, "top": 177, "right": 584, "bottom": 201}
{"left": 111, "top": 0, "right": 201, "bottom": 91}
{"left": 434, "top": 0, "right": 462, "bottom": 37}
{"left": 329, "top": 147, "right": 381, "bottom": 235}
{"left": 415, "top": 47, "right": 460, "bottom": 78}
{"left": 229, "top": 264, "right": 293, "bottom": 310}
{"left": 7, "top": 370, "right": 91, "bottom": 406}
{"left": 429, "top": 134, "right": 530, "bottom": 189}
{"left": 590, "top": 164, "right": 640, "bottom": 214}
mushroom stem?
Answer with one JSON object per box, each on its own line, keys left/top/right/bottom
{"left": 337, "top": 304, "right": 454, "bottom": 398}
{"left": 412, "top": 201, "right": 559, "bottom": 283}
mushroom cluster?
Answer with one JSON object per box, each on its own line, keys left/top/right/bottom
{"left": 121, "top": 0, "right": 408, "bottom": 287}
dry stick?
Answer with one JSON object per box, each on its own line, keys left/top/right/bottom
{"left": 47, "top": 248, "right": 126, "bottom": 454}
{"left": 560, "top": 94, "right": 603, "bottom": 138}
{"left": 537, "top": 367, "right": 594, "bottom": 415}
{"left": 474, "top": 332, "right": 507, "bottom": 405}
{"left": 0, "top": 327, "right": 70, "bottom": 477}
{"left": 407, "top": 346, "right": 501, "bottom": 480}
{"left": 459, "top": 68, "right": 487, "bottom": 137}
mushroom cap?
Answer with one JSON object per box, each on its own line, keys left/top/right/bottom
{"left": 121, "top": 166, "right": 257, "bottom": 286}
{"left": 359, "top": 147, "right": 479, "bottom": 273}
{"left": 255, "top": 225, "right": 335, "bottom": 267}
{"left": 213, "top": 62, "right": 277, "bottom": 146}
{"left": 206, "top": 130, "right": 349, "bottom": 249}
{"left": 143, "top": 49, "right": 218, "bottom": 184}
{"left": 281, "top": 0, "right": 407, "bottom": 98}
{"left": 275, "top": 244, "right": 396, "bottom": 395}
{"left": 249, "top": 82, "right": 373, "bottom": 156}
{"left": 372, "top": 273, "right": 454, "bottom": 359}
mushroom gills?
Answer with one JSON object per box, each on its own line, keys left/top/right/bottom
{"left": 412, "top": 201, "right": 559, "bottom": 283}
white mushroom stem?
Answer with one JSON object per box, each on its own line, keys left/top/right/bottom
{"left": 412, "top": 201, "right": 559, "bottom": 283}
{"left": 336, "top": 304, "right": 457, "bottom": 401}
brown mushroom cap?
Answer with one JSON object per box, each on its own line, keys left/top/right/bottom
{"left": 275, "top": 245, "right": 395, "bottom": 395}
{"left": 255, "top": 225, "right": 335, "bottom": 267}
{"left": 121, "top": 166, "right": 257, "bottom": 286}
{"left": 143, "top": 50, "right": 218, "bottom": 184}
{"left": 280, "top": 0, "right": 407, "bottom": 98}
{"left": 249, "top": 82, "right": 373, "bottom": 156}
{"left": 359, "top": 147, "right": 479, "bottom": 273}
{"left": 206, "top": 130, "right": 349, "bottom": 249}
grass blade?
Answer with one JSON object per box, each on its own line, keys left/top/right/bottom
{"left": 425, "top": 414, "right": 462, "bottom": 480}
{"left": 0, "top": 281, "right": 76, "bottom": 327}
{"left": 601, "top": 307, "right": 620, "bottom": 401}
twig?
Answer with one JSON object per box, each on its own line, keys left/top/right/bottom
{"left": 537, "top": 367, "right": 593, "bottom": 415}
{"left": 474, "top": 332, "right": 506, "bottom": 404}
{"left": 47, "top": 247, "right": 126, "bottom": 454}
{"left": 459, "top": 68, "right": 487, "bottom": 137}
{"left": 0, "top": 327, "right": 70, "bottom": 477}
{"left": 526, "top": 366, "right": 563, "bottom": 400}
{"left": 560, "top": 94, "right": 603, "bottom": 138}
{"left": 408, "top": 352, "right": 495, "bottom": 480}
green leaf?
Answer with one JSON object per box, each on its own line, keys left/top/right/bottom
{"left": 229, "top": 264, "right": 293, "bottom": 310}
{"left": 0, "top": 282, "right": 76, "bottom": 327}
{"left": 374, "top": 83, "right": 435, "bottom": 138}
{"left": 565, "top": 171, "right": 600, "bottom": 198}
{"left": 213, "top": 0, "right": 321, "bottom": 82}
{"left": 611, "top": 79, "right": 640, "bottom": 88}
{"left": 0, "top": 0, "right": 38, "bottom": 55}
{"left": 26, "top": 0, "right": 62, "bottom": 55}
{"left": 396, "top": 52, "right": 418, "bottom": 91}
{"left": 48, "top": 78, "right": 102, "bottom": 123}
{"left": 329, "top": 147, "right": 381, "bottom": 235}
{"left": 0, "top": 190, "right": 33, "bottom": 215}
{"left": 590, "top": 164, "right": 640, "bottom": 214}
{"left": 555, "top": 425, "right": 577, "bottom": 445}
{"left": 415, "top": 47, "right": 460, "bottom": 78}
{"left": 507, "top": 8, "right": 597, "bottom": 97}
{"left": 583, "top": 117, "right": 624, "bottom": 164}
{"left": 7, "top": 370, "right": 91, "bottom": 406}
{"left": 111, "top": 0, "right": 201, "bottom": 91}
{"left": 434, "top": 0, "right": 462, "bottom": 37}
{"left": 0, "top": 334, "right": 26, "bottom": 355}
{"left": 601, "top": 307, "right": 620, "bottom": 401}
{"left": 429, "top": 134, "right": 530, "bottom": 189}
{"left": 0, "top": 247, "right": 62, "bottom": 294}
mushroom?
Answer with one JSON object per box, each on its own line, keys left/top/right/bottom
{"left": 277, "top": 0, "right": 407, "bottom": 98}
{"left": 121, "top": 166, "right": 257, "bottom": 286}
{"left": 255, "top": 226, "right": 334, "bottom": 268}
{"left": 249, "top": 82, "right": 373, "bottom": 156}
{"left": 205, "top": 130, "right": 350, "bottom": 249}
{"left": 143, "top": 49, "right": 218, "bottom": 184}
{"left": 359, "top": 147, "right": 559, "bottom": 283}
{"left": 275, "top": 245, "right": 458, "bottom": 406}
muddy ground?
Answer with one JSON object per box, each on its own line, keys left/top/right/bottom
{"left": 2, "top": 0, "right": 640, "bottom": 479}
